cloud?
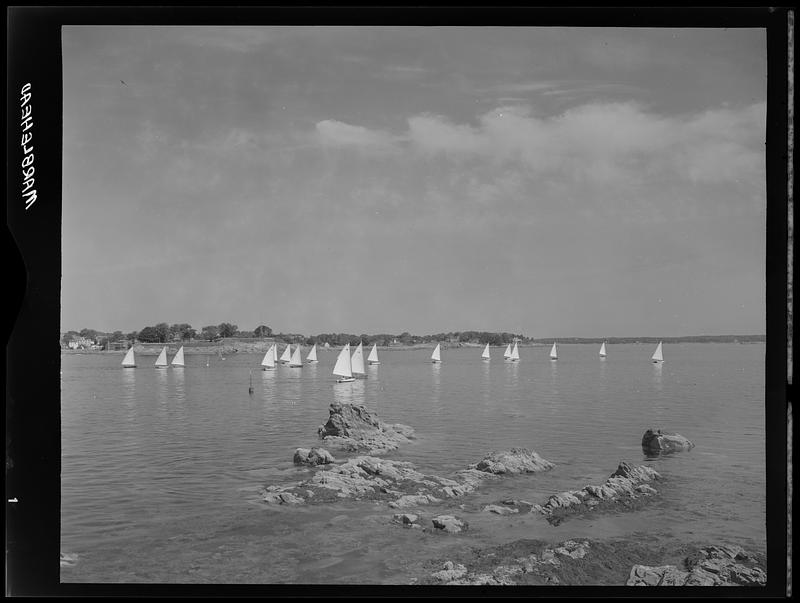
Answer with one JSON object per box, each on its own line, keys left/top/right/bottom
{"left": 315, "top": 119, "right": 396, "bottom": 150}
{"left": 311, "top": 100, "right": 765, "bottom": 191}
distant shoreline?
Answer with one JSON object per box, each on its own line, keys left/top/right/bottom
{"left": 62, "top": 337, "right": 766, "bottom": 355}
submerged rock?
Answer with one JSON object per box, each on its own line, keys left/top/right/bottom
{"left": 627, "top": 545, "right": 766, "bottom": 586}
{"left": 641, "top": 428, "right": 694, "bottom": 455}
{"left": 538, "top": 461, "right": 661, "bottom": 524}
{"left": 293, "top": 447, "right": 335, "bottom": 466}
{"left": 317, "top": 403, "right": 415, "bottom": 454}
{"left": 472, "top": 448, "right": 556, "bottom": 475}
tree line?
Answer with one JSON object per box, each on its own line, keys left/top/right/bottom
{"left": 62, "top": 325, "right": 528, "bottom": 346}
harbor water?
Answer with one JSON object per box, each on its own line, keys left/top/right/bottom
{"left": 60, "top": 343, "right": 766, "bottom": 584}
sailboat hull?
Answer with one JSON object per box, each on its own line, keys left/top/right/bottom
{"left": 336, "top": 377, "right": 356, "bottom": 383}
{"left": 368, "top": 361, "right": 380, "bottom": 365}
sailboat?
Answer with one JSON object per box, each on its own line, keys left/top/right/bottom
{"left": 261, "top": 344, "right": 276, "bottom": 370}
{"left": 351, "top": 341, "right": 366, "bottom": 378}
{"left": 289, "top": 344, "right": 303, "bottom": 368}
{"left": 599, "top": 342, "right": 607, "bottom": 358}
{"left": 367, "top": 343, "right": 380, "bottom": 365}
{"left": 279, "top": 344, "right": 292, "bottom": 365}
{"left": 510, "top": 342, "right": 520, "bottom": 362}
{"left": 206, "top": 356, "right": 210, "bottom": 367}
{"left": 121, "top": 346, "right": 136, "bottom": 368}
{"left": 651, "top": 341, "right": 664, "bottom": 363}
{"left": 171, "top": 345, "right": 185, "bottom": 367}
{"left": 154, "top": 346, "right": 169, "bottom": 368}
{"left": 431, "top": 343, "right": 441, "bottom": 364}
{"left": 306, "top": 344, "right": 319, "bottom": 364}
{"left": 481, "top": 343, "right": 491, "bottom": 361}
{"left": 503, "top": 343, "right": 512, "bottom": 361}
{"left": 333, "top": 343, "right": 355, "bottom": 383}
{"left": 550, "top": 342, "right": 558, "bottom": 361}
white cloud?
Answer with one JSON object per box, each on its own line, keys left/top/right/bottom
{"left": 313, "top": 101, "right": 766, "bottom": 188}
{"left": 315, "top": 119, "right": 396, "bottom": 150}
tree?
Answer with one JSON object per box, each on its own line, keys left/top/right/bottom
{"left": 201, "top": 325, "right": 219, "bottom": 341}
{"left": 79, "top": 328, "right": 98, "bottom": 342}
{"left": 254, "top": 325, "right": 272, "bottom": 338}
{"left": 154, "top": 323, "right": 170, "bottom": 343}
{"left": 126, "top": 331, "right": 138, "bottom": 343}
{"left": 218, "top": 323, "right": 238, "bottom": 338}
{"left": 61, "top": 330, "right": 80, "bottom": 346}
{"left": 170, "top": 323, "right": 196, "bottom": 341}
{"left": 137, "top": 326, "right": 160, "bottom": 343}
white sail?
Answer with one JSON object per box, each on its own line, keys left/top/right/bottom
{"left": 652, "top": 341, "right": 664, "bottom": 363}
{"left": 121, "top": 347, "right": 136, "bottom": 367}
{"left": 306, "top": 344, "right": 318, "bottom": 363}
{"left": 351, "top": 341, "right": 366, "bottom": 375}
{"left": 503, "top": 344, "right": 512, "bottom": 359}
{"left": 154, "top": 346, "right": 168, "bottom": 367}
{"left": 272, "top": 344, "right": 279, "bottom": 364}
{"left": 261, "top": 345, "right": 275, "bottom": 369}
{"left": 280, "top": 344, "right": 292, "bottom": 364}
{"left": 431, "top": 343, "right": 441, "bottom": 363}
{"left": 289, "top": 344, "right": 303, "bottom": 367}
{"left": 599, "top": 342, "right": 607, "bottom": 357}
{"left": 481, "top": 343, "right": 490, "bottom": 360}
{"left": 171, "top": 346, "right": 185, "bottom": 367}
{"left": 510, "top": 342, "right": 520, "bottom": 361}
{"left": 550, "top": 342, "right": 558, "bottom": 360}
{"left": 333, "top": 343, "right": 353, "bottom": 379}
{"left": 367, "top": 343, "right": 380, "bottom": 365}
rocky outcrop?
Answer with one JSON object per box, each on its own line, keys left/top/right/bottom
{"left": 262, "top": 448, "right": 554, "bottom": 508}
{"left": 627, "top": 545, "right": 766, "bottom": 586}
{"left": 424, "top": 540, "right": 591, "bottom": 585}
{"left": 420, "top": 539, "right": 765, "bottom": 586}
{"left": 293, "top": 447, "right": 335, "bottom": 466}
{"left": 536, "top": 462, "right": 661, "bottom": 525}
{"left": 317, "top": 403, "right": 415, "bottom": 454}
{"left": 641, "top": 429, "right": 694, "bottom": 455}
{"left": 472, "top": 448, "right": 556, "bottom": 474}
{"left": 431, "top": 515, "right": 468, "bottom": 534}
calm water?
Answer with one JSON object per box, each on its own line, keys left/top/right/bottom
{"left": 60, "top": 343, "right": 766, "bottom": 584}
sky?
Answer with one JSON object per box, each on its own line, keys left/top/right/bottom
{"left": 61, "top": 26, "right": 767, "bottom": 338}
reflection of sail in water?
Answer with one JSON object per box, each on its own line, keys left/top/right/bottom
{"left": 430, "top": 361, "right": 441, "bottom": 403}
{"left": 332, "top": 379, "right": 356, "bottom": 406}
{"left": 482, "top": 357, "right": 492, "bottom": 404}
{"left": 549, "top": 359, "right": 558, "bottom": 395}
{"left": 155, "top": 366, "right": 169, "bottom": 406}
{"left": 120, "top": 365, "right": 136, "bottom": 404}
{"left": 652, "top": 360, "right": 663, "bottom": 392}
{"left": 172, "top": 365, "right": 186, "bottom": 404}
{"left": 350, "top": 377, "right": 366, "bottom": 407}
{"left": 506, "top": 356, "right": 519, "bottom": 388}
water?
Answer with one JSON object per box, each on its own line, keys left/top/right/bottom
{"left": 60, "top": 343, "right": 766, "bottom": 584}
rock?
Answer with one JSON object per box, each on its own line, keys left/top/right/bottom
{"left": 483, "top": 504, "right": 519, "bottom": 515}
{"left": 472, "top": 448, "right": 555, "bottom": 474}
{"left": 392, "top": 513, "right": 419, "bottom": 526}
{"left": 627, "top": 545, "right": 766, "bottom": 586}
{"left": 293, "top": 447, "right": 335, "bottom": 465}
{"left": 431, "top": 561, "right": 468, "bottom": 582}
{"left": 262, "top": 490, "right": 305, "bottom": 505}
{"left": 317, "top": 403, "right": 415, "bottom": 455}
{"left": 641, "top": 428, "right": 694, "bottom": 455}
{"left": 538, "top": 462, "right": 661, "bottom": 524}
{"left": 431, "top": 515, "right": 468, "bottom": 534}
{"left": 388, "top": 494, "right": 441, "bottom": 509}
{"left": 264, "top": 448, "right": 557, "bottom": 509}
